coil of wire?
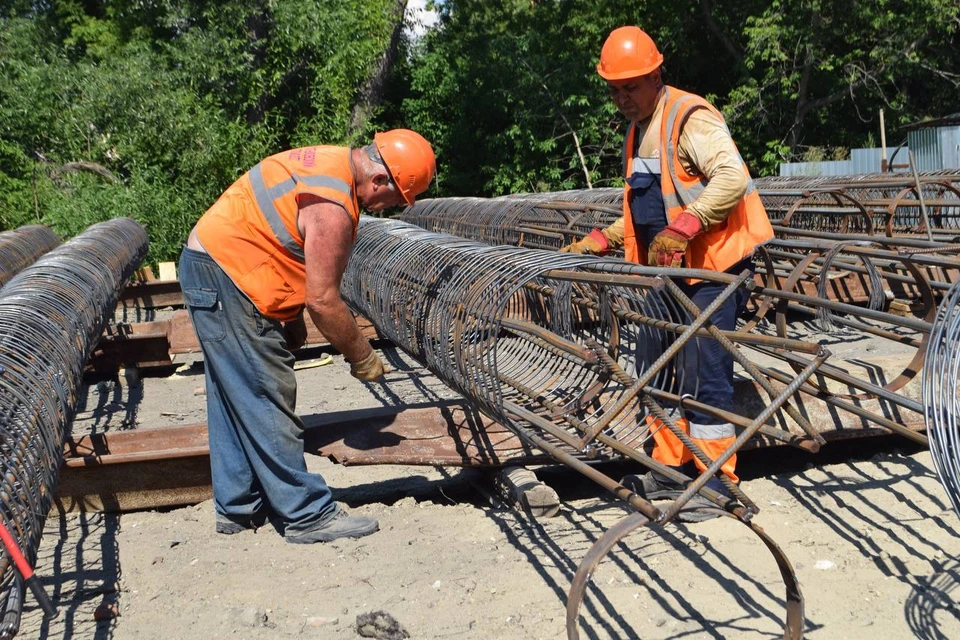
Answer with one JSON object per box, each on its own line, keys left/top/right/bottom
{"left": 0, "top": 218, "right": 147, "bottom": 637}
{"left": 342, "top": 216, "right": 684, "bottom": 449}
{"left": 923, "top": 280, "right": 960, "bottom": 520}
{"left": 0, "top": 226, "right": 61, "bottom": 290}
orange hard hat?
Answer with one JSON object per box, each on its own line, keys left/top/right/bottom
{"left": 596, "top": 26, "right": 664, "bottom": 80}
{"left": 374, "top": 129, "right": 437, "bottom": 206}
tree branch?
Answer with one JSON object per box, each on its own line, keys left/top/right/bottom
{"left": 698, "top": 0, "right": 747, "bottom": 75}
{"left": 517, "top": 57, "right": 593, "bottom": 188}
{"left": 350, "top": 0, "right": 408, "bottom": 136}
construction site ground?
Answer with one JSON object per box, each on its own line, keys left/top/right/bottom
{"left": 20, "top": 327, "right": 960, "bottom": 639}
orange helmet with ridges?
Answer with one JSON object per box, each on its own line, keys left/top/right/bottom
{"left": 596, "top": 26, "right": 664, "bottom": 80}
{"left": 374, "top": 129, "right": 436, "bottom": 206}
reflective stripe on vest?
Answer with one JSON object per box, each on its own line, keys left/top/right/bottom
{"left": 630, "top": 157, "right": 661, "bottom": 175}
{"left": 248, "top": 163, "right": 353, "bottom": 262}
{"left": 663, "top": 95, "right": 708, "bottom": 207}
{"left": 662, "top": 97, "right": 758, "bottom": 208}
{"left": 625, "top": 121, "right": 684, "bottom": 211}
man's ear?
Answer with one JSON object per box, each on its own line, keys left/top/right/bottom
{"left": 372, "top": 172, "right": 392, "bottom": 190}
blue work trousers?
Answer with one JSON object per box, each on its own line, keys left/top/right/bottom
{"left": 677, "top": 257, "right": 755, "bottom": 425}
{"left": 178, "top": 247, "right": 335, "bottom": 533}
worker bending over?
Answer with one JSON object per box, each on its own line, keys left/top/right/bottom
{"left": 180, "top": 130, "right": 436, "bottom": 542}
{"left": 562, "top": 27, "right": 773, "bottom": 522}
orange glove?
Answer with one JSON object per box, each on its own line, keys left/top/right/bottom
{"left": 559, "top": 229, "right": 610, "bottom": 255}
{"left": 349, "top": 348, "right": 385, "bottom": 382}
{"left": 648, "top": 212, "right": 702, "bottom": 267}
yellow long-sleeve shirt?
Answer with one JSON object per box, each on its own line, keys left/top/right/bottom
{"left": 601, "top": 90, "right": 747, "bottom": 249}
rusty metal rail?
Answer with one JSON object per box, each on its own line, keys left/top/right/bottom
{"left": 0, "top": 226, "right": 60, "bottom": 289}
{"left": 0, "top": 218, "right": 147, "bottom": 637}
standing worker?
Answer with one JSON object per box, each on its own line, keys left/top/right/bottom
{"left": 179, "top": 130, "right": 436, "bottom": 543}
{"left": 561, "top": 27, "right": 773, "bottom": 521}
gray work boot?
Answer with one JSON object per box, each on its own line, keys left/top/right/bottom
{"left": 620, "top": 470, "right": 685, "bottom": 500}
{"left": 215, "top": 513, "right": 267, "bottom": 535}
{"left": 675, "top": 475, "right": 736, "bottom": 523}
{"left": 675, "top": 494, "right": 722, "bottom": 523}
{"left": 285, "top": 507, "right": 379, "bottom": 544}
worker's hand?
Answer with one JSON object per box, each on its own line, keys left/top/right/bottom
{"left": 282, "top": 315, "right": 308, "bottom": 351}
{"left": 349, "top": 348, "right": 386, "bottom": 382}
{"left": 559, "top": 229, "right": 610, "bottom": 255}
{"left": 648, "top": 212, "right": 702, "bottom": 268}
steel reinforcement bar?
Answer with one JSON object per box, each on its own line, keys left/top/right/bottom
{"left": 0, "top": 226, "right": 60, "bottom": 290}
{"left": 400, "top": 192, "right": 942, "bottom": 412}
{"left": 0, "top": 218, "right": 147, "bottom": 638}
{"left": 344, "top": 216, "right": 836, "bottom": 637}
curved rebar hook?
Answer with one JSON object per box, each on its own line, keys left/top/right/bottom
{"left": 815, "top": 241, "right": 886, "bottom": 331}
{"left": 565, "top": 510, "right": 804, "bottom": 640}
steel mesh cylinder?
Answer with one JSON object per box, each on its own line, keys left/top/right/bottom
{"left": 0, "top": 218, "right": 147, "bottom": 636}
{"left": 924, "top": 280, "right": 960, "bottom": 520}
{"left": 343, "top": 216, "right": 684, "bottom": 451}
{"left": 0, "top": 226, "right": 61, "bottom": 289}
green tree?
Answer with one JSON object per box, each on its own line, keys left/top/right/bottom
{"left": 386, "top": 0, "right": 960, "bottom": 191}
{"left": 0, "top": 0, "right": 404, "bottom": 264}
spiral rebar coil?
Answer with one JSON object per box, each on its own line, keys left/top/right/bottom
{"left": 0, "top": 218, "right": 147, "bottom": 636}
{"left": 923, "top": 280, "right": 960, "bottom": 520}
{"left": 0, "top": 226, "right": 60, "bottom": 289}
{"left": 343, "top": 216, "right": 684, "bottom": 448}
{"left": 401, "top": 196, "right": 620, "bottom": 251}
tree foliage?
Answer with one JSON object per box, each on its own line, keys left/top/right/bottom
{"left": 389, "top": 0, "right": 960, "bottom": 194}
{"left": 1, "top": 0, "right": 957, "bottom": 260}
{"left": 0, "top": 0, "right": 402, "bottom": 263}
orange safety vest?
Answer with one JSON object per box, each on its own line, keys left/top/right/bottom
{"left": 621, "top": 86, "right": 773, "bottom": 271}
{"left": 196, "top": 146, "right": 360, "bottom": 322}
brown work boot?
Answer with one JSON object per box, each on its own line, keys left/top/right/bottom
{"left": 285, "top": 507, "right": 379, "bottom": 544}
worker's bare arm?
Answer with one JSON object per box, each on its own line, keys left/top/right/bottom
{"left": 298, "top": 195, "right": 371, "bottom": 363}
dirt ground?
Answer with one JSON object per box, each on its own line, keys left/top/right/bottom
{"left": 18, "top": 333, "right": 960, "bottom": 640}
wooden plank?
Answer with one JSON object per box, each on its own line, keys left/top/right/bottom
{"left": 158, "top": 261, "right": 177, "bottom": 282}
{"left": 57, "top": 404, "right": 547, "bottom": 513}
{"left": 119, "top": 280, "right": 183, "bottom": 309}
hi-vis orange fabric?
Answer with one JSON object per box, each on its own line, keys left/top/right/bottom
{"left": 621, "top": 87, "right": 773, "bottom": 270}
{"left": 196, "top": 146, "right": 359, "bottom": 322}
{"left": 649, "top": 415, "right": 739, "bottom": 483}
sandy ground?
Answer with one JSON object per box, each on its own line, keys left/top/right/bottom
{"left": 17, "top": 333, "right": 960, "bottom": 640}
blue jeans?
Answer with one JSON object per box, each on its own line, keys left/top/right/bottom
{"left": 178, "top": 247, "right": 335, "bottom": 533}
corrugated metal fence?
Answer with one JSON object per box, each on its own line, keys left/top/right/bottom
{"left": 909, "top": 125, "right": 960, "bottom": 172}
{"left": 779, "top": 125, "right": 960, "bottom": 176}
{"left": 779, "top": 147, "right": 902, "bottom": 177}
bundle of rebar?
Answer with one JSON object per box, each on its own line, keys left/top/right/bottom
{"left": 402, "top": 187, "right": 960, "bottom": 317}
{"left": 392, "top": 184, "right": 950, "bottom": 637}
{"left": 0, "top": 226, "right": 60, "bottom": 289}
{"left": 924, "top": 280, "right": 960, "bottom": 520}
{"left": 0, "top": 218, "right": 147, "bottom": 637}
{"left": 349, "top": 216, "right": 888, "bottom": 635}
{"left": 757, "top": 171, "right": 960, "bottom": 238}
